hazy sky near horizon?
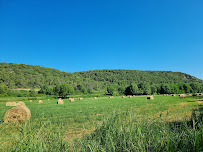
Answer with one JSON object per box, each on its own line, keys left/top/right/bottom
{"left": 0, "top": 0, "right": 203, "bottom": 79}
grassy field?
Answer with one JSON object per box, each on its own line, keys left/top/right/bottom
{"left": 0, "top": 95, "right": 203, "bottom": 151}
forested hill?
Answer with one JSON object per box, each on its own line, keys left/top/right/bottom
{"left": 0, "top": 63, "right": 202, "bottom": 90}
{"left": 75, "top": 70, "right": 203, "bottom": 87}
{"left": 0, "top": 63, "right": 99, "bottom": 89}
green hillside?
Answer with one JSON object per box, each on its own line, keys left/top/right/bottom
{"left": 0, "top": 63, "right": 99, "bottom": 89}
{"left": 75, "top": 69, "right": 203, "bottom": 87}
{"left": 0, "top": 63, "right": 202, "bottom": 93}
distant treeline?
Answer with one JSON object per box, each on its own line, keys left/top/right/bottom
{"left": 0, "top": 63, "right": 203, "bottom": 96}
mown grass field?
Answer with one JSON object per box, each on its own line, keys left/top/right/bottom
{"left": 0, "top": 95, "right": 203, "bottom": 151}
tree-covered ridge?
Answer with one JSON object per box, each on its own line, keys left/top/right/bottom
{"left": 0, "top": 63, "right": 100, "bottom": 89}
{"left": 75, "top": 70, "right": 203, "bottom": 87}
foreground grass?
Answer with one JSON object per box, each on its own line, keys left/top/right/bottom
{"left": 0, "top": 95, "right": 203, "bottom": 151}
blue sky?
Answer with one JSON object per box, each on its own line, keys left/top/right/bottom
{"left": 0, "top": 0, "right": 203, "bottom": 79}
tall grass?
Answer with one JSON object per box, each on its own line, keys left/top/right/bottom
{"left": 1, "top": 119, "right": 70, "bottom": 152}
{"left": 81, "top": 109, "right": 203, "bottom": 152}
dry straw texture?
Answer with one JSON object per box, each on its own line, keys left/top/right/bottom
{"left": 147, "top": 96, "right": 154, "bottom": 100}
{"left": 122, "top": 96, "right": 125, "bottom": 98}
{"left": 94, "top": 97, "right": 97, "bottom": 99}
{"left": 38, "top": 100, "right": 43, "bottom": 104}
{"left": 17, "top": 101, "right": 26, "bottom": 106}
{"left": 180, "top": 94, "right": 186, "bottom": 98}
{"left": 57, "top": 98, "right": 64, "bottom": 104}
{"left": 129, "top": 96, "right": 132, "bottom": 98}
{"left": 6, "top": 102, "right": 17, "bottom": 107}
{"left": 4, "top": 102, "right": 31, "bottom": 123}
{"left": 29, "top": 100, "right": 32, "bottom": 102}
{"left": 79, "top": 98, "right": 83, "bottom": 100}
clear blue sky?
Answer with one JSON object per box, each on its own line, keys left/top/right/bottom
{"left": 0, "top": 0, "right": 203, "bottom": 79}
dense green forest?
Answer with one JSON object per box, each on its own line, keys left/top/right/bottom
{"left": 0, "top": 63, "right": 203, "bottom": 96}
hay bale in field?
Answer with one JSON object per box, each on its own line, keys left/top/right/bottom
{"left": 133, "top": 95, "right": 136, "bottom": 97}
{"left": 122, "top": 96, "right": 125, "bottom": 98}
{"left": 17, "top": 101, "right": 26, "bottom": 106}
{"left": 180, "top": 94, "right": 186, "bottom": 98}
{"left": 29, "top": 100, "right": 32, "bottom": 102}
{"left": 109, "top": 96, "right": 112, "bottom": 98}
{"left": 129, "top": 96, "right": 132, "bottom": 98}
{"left": 70, "top": 99, "right": 74, "bottom": 102}
{"left": 48, "top": 99, "right": 50, "bottom": 101}
{"left": 4, "top": 102, "right": 31, "bottom": 123}
{"left": 94, "top": 97, "right": 97, "bottom": 99}
{"left": 57, "top": 98, "right": 64, "bottom": 104}
{"left": 172, "top": 94, "right": 176, "bottom": 96}
{"left": 6, "top": 102, "right": 17, "bottom": 107}
{"left": 38, "top": 100, "right": 43, "bottom": 104}
{"left": 147, "top": 96, "right": 154, "bottom": 100}
{"left": 79, "top": 98, "right": 83, "bottom": 100}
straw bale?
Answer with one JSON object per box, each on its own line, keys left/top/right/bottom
{"left": 79, "top": 98, "right": 83, "bottom": 100}
{"left": 57, "top": 98, "right": 64, "bottom": 104}
{"left": 29, "top": 100, "right": 32, "bottom": 102}
{"left": 180, "top": 94, "right": 186, "bottom": 98}
{"left": 122, "top": 96, "right": 125, "bottom": 98}
{"left": 172, "top": 94, "right": 176, "bottom": 96}
{"left": 147, "top": 96, "right": 154, "bottom": 100}
{"left": 4, "top": 102, "right": 31, "bottom": 123}
{"left": 38, "top": 100, "right": 43, "bottom": 104}
{"left": 70, "top": 99, "right": 74, "bottom": 102}
{"left": 16, "top": 101, "right": 26, "bottom": 106}
{"left": 94, "top": 97, "right": 97, "bottom": 99}
{"left": 129, "top": 96, "right": 132, "bottom": 98}
{"left": 6, "top": 102, "right": 17, "bottom": 107}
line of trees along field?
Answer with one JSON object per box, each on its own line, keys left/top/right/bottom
{"left": 0, "top": 63, "right": 203, "bottom": 97}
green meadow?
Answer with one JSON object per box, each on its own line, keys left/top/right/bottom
{"left": 0, "top": 95, "right": 203, "bottom": 151}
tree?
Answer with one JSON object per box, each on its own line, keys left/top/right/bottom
{"left": 118, "top": 87, "right": 125, "bottom": 95}
{"left": 0, "top": 84, "right": 8, "bottom": 94}
{"left": 150, "top": 85, "right": 157, "bottom": 94}
{"left": 139, "top": 82, "right": 151, "bottom": 95}
{"left": 107, "top": 86, "right": 115, "bottom": 95}
{"left": 53, "top": 84, "right": 74, "bottom": 97}
{"left": 160, "top": 84, "right": 171, "bottom": 94}
{"left": 125, "top": 83, "right": 139, "bottom": 95}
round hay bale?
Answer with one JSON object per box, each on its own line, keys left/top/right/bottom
{"left": 57, "top": 98, "right": 64, "bottom": 104}
{"left": 17, "top": 101, "right": 26, "bottom": 106}
{"left": 70, "top": 99, "right": 74, "bottom": 102}
{"left": 79, "top": 98, "right": 83, "bottom": 100}
{"left": 4, "top": 104, "right": 31, "bottom": 123}
{"left": 109, "top": 96, "right": 112, "bottom": 98}
{"left": 48, "top": 99, "right": 50, "bottom": 101}
{"left": 147, "top": 96, "right": 154, "bottom": 100}
{"left": 122, "top": 96, "right": 125, "bottom": 98}
{"left": 129, "top": 96, "right": 132, "bottom": 98}
{"left": 6, "top": 102, "right": 17, "bottom": 107}
{"left": 29, "top": 100, "right": 32, "bottom": 102}
{"left": 180, "top": 94, "right": 186, "bottom": 98}
{"left": 172, "top": 94, "right": 176, "bottom": 96}
{"left": 133, "top": 95, "right": 136, "bottom": 97}
{"left": 38, "top": 100, "right": 43, "bottom": 104}
{"left": 94, "top": 97, "right": 97, "bottom": 99}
